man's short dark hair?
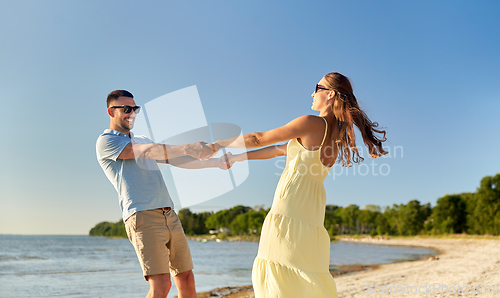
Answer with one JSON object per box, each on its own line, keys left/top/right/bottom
{"left": 107, "top": 90, "right": 134, "bottom": 107}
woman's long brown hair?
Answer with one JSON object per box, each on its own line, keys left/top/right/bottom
{"left": 323, "top": 72, "right": 388, "bottom": 167}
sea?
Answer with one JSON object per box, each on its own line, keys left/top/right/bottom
{"left": 0, "top": 235, "right": 436, "bottom": 297}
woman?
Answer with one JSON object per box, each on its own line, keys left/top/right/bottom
{"left": 215, "top": 72, "right": 387, "bottom": 297}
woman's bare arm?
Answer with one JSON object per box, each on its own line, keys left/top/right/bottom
{"left": 213, "top": 115, "right": 322, "bottom": 150}
{"left": 230, "top": 143, "right": 288, "bottom": 163}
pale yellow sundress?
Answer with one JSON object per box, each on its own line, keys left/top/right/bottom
{"left": 252, "top": 118, "right": 338, "bottom": 298}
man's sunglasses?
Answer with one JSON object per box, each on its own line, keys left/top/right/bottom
{"left": 315, "top": 84, "right": 330, "bottom": 93}
{"left": 110, "top": 105, "right": 141, "bottom": 114}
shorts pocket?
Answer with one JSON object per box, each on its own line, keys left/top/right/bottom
{"left": 125, "top": 214, "right": 136, "bottom": 242}
{"left": 135, "top": 212, "right": 144, "bottom": 230}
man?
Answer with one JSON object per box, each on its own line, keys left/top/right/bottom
{"left": 96, "top": 90, "right": 228, "bottom": 298}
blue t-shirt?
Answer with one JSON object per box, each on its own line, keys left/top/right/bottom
{"left": 96, "top": 129, "right": 174, "bottom": 221}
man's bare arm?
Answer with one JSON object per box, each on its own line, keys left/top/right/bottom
{"left": 117, "top": 141, "right": 215, "bottom": 161}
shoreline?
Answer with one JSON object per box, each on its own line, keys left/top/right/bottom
{"left": 186, "top": 234, "right": 261, "bottom": 242}
{"left": 192, "top": 235, "right": 500, "bottom": 298}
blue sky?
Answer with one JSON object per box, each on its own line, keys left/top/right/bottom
{"left": 1, "top": 1, "right": 499, "bottom": 235}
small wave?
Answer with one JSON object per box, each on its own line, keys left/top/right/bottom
{"left": 12, "top": 269, "right": 110, "bottom": 276}
{"left": 0, "top": 256, "right": 47, "bottom": 261}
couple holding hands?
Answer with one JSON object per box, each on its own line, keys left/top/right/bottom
{"left": 96, "top": 72, "right": 387, "bottom": 298}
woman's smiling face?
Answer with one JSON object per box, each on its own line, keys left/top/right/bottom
{"left": 311, "top": 77, "right": 331, "bottom": 112}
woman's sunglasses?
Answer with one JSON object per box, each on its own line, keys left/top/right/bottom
{"left": 110, "top": 105, "right": 141, "bottom": 114}
{"left": 315, "top": 84, "right": 330, "bottom": 93}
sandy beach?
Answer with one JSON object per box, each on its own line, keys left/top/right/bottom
{"left": 195, "top": 236, "right": 500, "bottom": 298}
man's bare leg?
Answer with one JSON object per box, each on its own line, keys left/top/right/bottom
{"left": 173, "top": 270, "right": 196, "bottom": 298}
{"left": 146, "top": 273, "right": 171, "bottom": 298}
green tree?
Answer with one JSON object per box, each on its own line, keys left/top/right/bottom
{"left": 230, "top": 212, "right": 249, "bottom": 235}
{"left": 89, "top": 219, "right": 126, "bottom": 237}
{"left": 461, "top": 192, "right": 477, "bottom": 234}
{"left": 384, "top": 200, "right": 427, "bottom": 236}
{"left": 398, "top": 200, "right": 427, "bottom": 235}
{"left": 205, "top": 209, "right": 228, "bottom": 230}
{"left": 385, "top": 205, "right": 400, "bottom": 235}
{"left": 230, "top": 208, "right": 268, "bottom": 235}
{"left": 339, "top": 205, "right": 359, "bottom": 234}
{"left": 358, "top": 205, "right": 380, "bottom": 235}
{"left": 470, "top": 174, "right": 500, "bottom": 235}
{"left": 375, "top": 210, "right": 391, "bottom": 235}
{"left": 178, "top": 209, "right": 212, "bottom": 235}
{"left": 194, "top": 212, "right": 212, "bottom": 234}
{"left": 178, "top": 209, "right": 196, "bottom": 235}
{"left": 205, "top": 205, "right": 252, "bottom": 234}
{"left": 247, "top": 208, "right": 268, "bottom": 234}
{"left": 432, "top": 194, "right": 466, "bottom": 234}
{"left": 324, "top": 205, "right": 341, "bottom": 236}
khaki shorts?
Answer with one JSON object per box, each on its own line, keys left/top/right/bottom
{"left": 125, "top": 208, "right": 193, "bottom": 278}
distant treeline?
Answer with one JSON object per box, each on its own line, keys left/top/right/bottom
{"left": 89, "top": 220, "right": 127, "bottom": 238}
{"left": 89, "top": 174, "right": 499, "bottom": 237}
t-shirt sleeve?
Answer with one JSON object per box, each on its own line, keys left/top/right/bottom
{"left": 96, "top": 134, "right": 131, "bottom": 162}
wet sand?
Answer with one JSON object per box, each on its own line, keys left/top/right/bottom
{"left": 193, "top": 236, "right": 500, "bottom": 297}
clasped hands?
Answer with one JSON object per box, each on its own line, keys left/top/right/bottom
{"left": 188, "top": 141, "right": 241, "bottom": 170}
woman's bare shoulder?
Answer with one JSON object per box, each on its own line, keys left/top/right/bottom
{"left": 291, "top": 114, "right": 326, "bottom": 127}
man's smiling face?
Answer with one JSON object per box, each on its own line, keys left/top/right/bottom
{"left": 109, "top": 96, "right": 139, "bottom": 132}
